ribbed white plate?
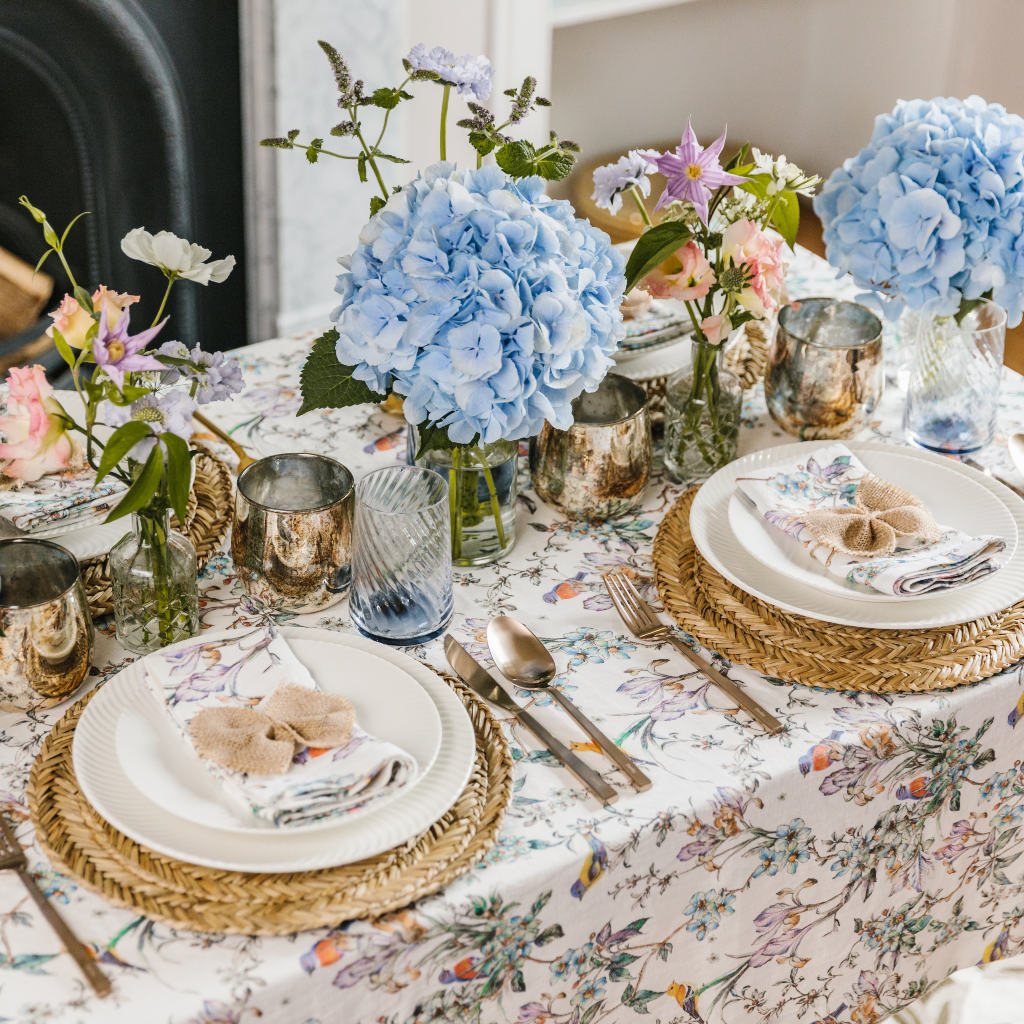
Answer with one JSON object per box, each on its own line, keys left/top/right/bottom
{"left": 691, "top": 441, "right": 1024, "bottom": 628}
{"left": 727, "top": 450, "right": 1017, "bottom": 603}
{"left": 115, "top": 635, "right": 442, "bottom": 834}
{"left": 72, "top": 628, "right": 475, "bottom": 872}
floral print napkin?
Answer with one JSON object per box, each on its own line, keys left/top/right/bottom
{"left": 736, "top": 443, "right": 1006, "bottom": 596}
{"left": 0, "top": 469, "right": 127, "bottom": 533}
{"left": 142, "top": 625, "right": 417, "bottom": 827}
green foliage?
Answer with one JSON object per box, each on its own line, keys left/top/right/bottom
{"left": 298, "top": 329, "right": 383, "bottom": 415}
{"left": 306, "top": 139, "right": 323, "bottom": 163}
{"left": 495, "top": 140, "right": 537, "bottom": 178}
{"left": 955, "top": 291, "right": 991, "bottom": 326}
{"left": 413, "top": 420, "right": 479, "bottom": 459}
{"left": 624, "top": 222, "right": 694, "bottom": 294}
{"left": 495, "top": 135, "right": 577, "bottom": 182}
{"left": 161, "top": 432, "right": 192, "bottom": 526}
{"left": 105, "top": 442, "right": 164, "bottom": 523}
{"left": 372, "top": 87, "right": 413, "bottom": 109}
{"left": 95, "top": 422, "right": 153, "bottom": 484}
{"left": 50, "top": 327, "right": 76, "bottom": 370}
{"left": 369, "top": 196, "right": 387, "bottom": 216}
{"left": 772, "top": 190, "right": 800, "bottom": 248}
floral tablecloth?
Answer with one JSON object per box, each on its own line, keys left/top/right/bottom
{"left": 5, "top": 247, "right": 1024, "bottom": 1024}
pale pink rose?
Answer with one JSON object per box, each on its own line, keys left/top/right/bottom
{"left": 91, "top": 285, "right": 140, "bottom": 330}
{"left": 720, "top": 218, "right": 787, "bottom": 318}
{"left": 700, "top": 312, "right": 731, "bottom": 345}
{"left": 0, "top": 365, "right": 75, "bottom": 481}
{"left": 643, "top": 240, "right": 715, "bottom": 302}
{"left": 46, "top": 294, "right": 95, "bottom": 349}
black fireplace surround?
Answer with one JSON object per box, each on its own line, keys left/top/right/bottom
{"left": 0, "top": 0, "right": 247, "bottom": 353}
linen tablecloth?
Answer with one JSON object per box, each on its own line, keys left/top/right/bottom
{"left": 4, "top": 248, "right": 1024, "bottom": 1024}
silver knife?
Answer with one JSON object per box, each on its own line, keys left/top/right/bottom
{"left": 445, "top": 635, "right": 618, "bottom": 805}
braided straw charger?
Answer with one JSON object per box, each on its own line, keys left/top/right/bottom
{"left": 79, "top": 448, "right": 233, "bottom": 617}
{"left": 653, "top": 488, "right": 1024, "bottom": 692}
{"left": 28, "top": 677, "right": 513, "bottom": 935}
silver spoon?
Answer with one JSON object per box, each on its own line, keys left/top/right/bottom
{"left": 1008, "top": 433, "right": 1024, "bottom": 481}
{"left": 487, "top": 616, "right": 651, "bottom": 792}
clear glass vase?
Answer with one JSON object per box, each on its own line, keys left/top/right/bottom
{"left": 109, "top": 507, "right": 199, "bottom": 654}
{"left": 663, "top": 339, "right": 743, "bottom": 482}
{"left": 408, "top": 425, "right": 517, "bottom": 566}
{"left": 902, "top": 302, "right": 1006, "bottom": 454}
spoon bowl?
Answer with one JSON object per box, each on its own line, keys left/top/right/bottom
{"left": 487, "top": 616, "right": 556, "bottom": 689}
{"left": 1009, "top": 433, "right": 1024, "bottom": 481}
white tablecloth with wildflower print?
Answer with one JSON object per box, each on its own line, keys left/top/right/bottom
{"left": 5, "top": 247, "right": 1024, "bottom": 1024}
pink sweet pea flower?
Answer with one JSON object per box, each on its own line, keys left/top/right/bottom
{"left": 700, "top": 312, "right": 731, "bottom": 346}
{"left": 91, "top": 285, "right": 140, "bottom": 330}
{"left": 720, "top": 219, "right": 787, "bottom": 318}
{"left": 643, "top": 240, "right": 715, "bottom": 301}
{"left": 93, "top": 304, "right": 167, "bottom": 388}
{"left": 46, "top": 294, "right": 95, "bottom": 349}
{"left": 654, "top": 121, "right": 748, "bottom": 224}
{"left": 0, "top": 365, "right": 75, "bottom": 481}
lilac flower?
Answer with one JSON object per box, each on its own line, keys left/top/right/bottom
{"left": 104, "top": 389, "right": 196, "bottom": 460}
{"left": 654, "top": 121, "right": 749, "bottom": 224}
{"left": 407, "top": 44, "right": 492, "bottom": 101}
{"left": 92, "top": 305, "right": 166, "bottom": 387}
{"left": 157, "top": 341, "right": 245, "bottom": 404}
{"left": 591, "top": 150, "right": 661, "bottom": 214}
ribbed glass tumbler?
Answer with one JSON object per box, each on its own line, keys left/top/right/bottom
{"left": 349, "top": 466, "right": 453, "bottom": 646}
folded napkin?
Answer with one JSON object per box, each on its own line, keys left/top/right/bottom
{"left": 143, "top": 626, "right": 417, "bottom": 827}
{"left": 0, "top": 468, "right": 127, "bottom": 533}
{"left": 736, "top": 443, "right": 1006, "bottom": 596}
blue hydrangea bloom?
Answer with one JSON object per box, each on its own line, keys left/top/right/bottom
{"left": 330, "top": 162, "right": 626, "bottom": 443}
{"left": 814, "top": 95, "right": 1024, "bottom": 326}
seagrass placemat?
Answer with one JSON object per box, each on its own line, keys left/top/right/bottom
{"left": 653, "top": 488, "right": 1024, "bottom": 692}
{"left": 28, "top": 674, "right": 512, "bottom": 935}
{"left": 79, "top": 448, "right": 233, "bottom": 617}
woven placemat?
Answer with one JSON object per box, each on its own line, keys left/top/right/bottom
{"left": 653, "top": 488, "right": 1024, "bottom": 692}
{"left": 28, "top": 674, "right": 513, "bottom": 935}
{"left": 80, "top": 448, "right": 233, "bottom": 617}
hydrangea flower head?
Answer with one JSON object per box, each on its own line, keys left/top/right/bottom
{"left": 407, "top": 45, "right": 492, "bottom": 101}
{"left": 330, "top": 162, "right": 626, "bottom": 443}
{"left": 814, "top": 95, "right": 1024, "bottom": 325}
{"left": 591, "top": 150, "right": 661, "bottom": 214}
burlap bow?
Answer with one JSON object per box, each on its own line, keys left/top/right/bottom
{"left": 189, "top": 684, "right": 355, "bottom": 775}
{"left": 801, "top": 474, "right": 941, "bottom": 557}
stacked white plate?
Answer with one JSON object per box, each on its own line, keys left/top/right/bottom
{"left": 71, "top": 628, "right": 477, "bottom": 872}
{"left": 690, "top": 440, "right": 1024, "bottom": 629}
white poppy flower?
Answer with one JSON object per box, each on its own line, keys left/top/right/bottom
{"left": 120, "top": 228, "right": 235, "bottom": 285}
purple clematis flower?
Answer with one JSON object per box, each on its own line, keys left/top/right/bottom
{"left": 93, "top": 304, "right": 166, "bottom": 387}
{"left": 654, "top": 121, "right": 749, "bottom": 224}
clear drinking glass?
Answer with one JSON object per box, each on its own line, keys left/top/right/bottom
{"left": 902, "top": 302, "right": 1006, "bottom": 454}
{"left": 349, "top": 466, "right": 453, "bottom": 645}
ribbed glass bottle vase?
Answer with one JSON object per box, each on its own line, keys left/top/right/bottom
{"left": 349, "top": 466, "right": 453, "bottom": 646}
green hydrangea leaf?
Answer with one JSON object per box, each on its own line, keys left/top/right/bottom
{"left": 412, "top": 420, "right": 479, "bottom": 459}
{"left": 298, "top": 329, "right": 382, "bottom": 415}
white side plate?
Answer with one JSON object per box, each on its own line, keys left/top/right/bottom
{"left": 690, "top": 441, "right": 1024, "bottom": 628}
{"left": 72, "top": 628, "right": 475, "bottom": 872}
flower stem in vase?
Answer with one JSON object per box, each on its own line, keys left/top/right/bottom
{"left": 475, "top": 446, "right": 507, "bottom": 551}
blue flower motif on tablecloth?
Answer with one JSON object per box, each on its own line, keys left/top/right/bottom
{"left": 755, "top": 819, "right": 812, "bottom": 877}
{"left": 570, "top": 975, "right": 606, "bottom": 1008}
{"left": 993, "top": 803, "right": 1024, "bottom": 830}
{"left": 773, "top": 472, "right": 811, "bottom": 500}
{"left": 684, "top": 889, "right": 735, "bottom": 940}
{"left": 550, "top": 949, "right": 575, "bottom": 982}
{"left": 559, "top": 628, "right": 636, "bottom": 667}
{"left": 570, "top": 942, "right": 593, "bottom": 976}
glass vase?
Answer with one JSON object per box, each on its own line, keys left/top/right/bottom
{"left": 663, "top": 338, "right": 743, "bottom": 482}
{"left": 109, "top": 508, "right": 199, "bottom": 654}
{"left": 902, "top": 302, "right": 1006, "bottom": 454}
{"left": 408, "top": 425, "right": 517, "bottom": 566}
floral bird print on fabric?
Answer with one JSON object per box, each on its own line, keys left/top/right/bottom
{"left": 798, "top": 730, "right": 845, "bottom": 775}
{"left": 542, "top": 572, "right": 588, "bottom": 605}
{"left": 1009, "top": 688, "right": 1024, "bottom": 727}
{"left": 570, "top": 836, "right": 607, "bottom": 900}
{"left": 667, "top": 981, "right": 705, "bottom": 1022}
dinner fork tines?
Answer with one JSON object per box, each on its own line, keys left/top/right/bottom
{"left": 0, "top": 814, "right": 112, "bottom": 997}
{"left": 604, "top": 571, "right": 784, "bottom": 735}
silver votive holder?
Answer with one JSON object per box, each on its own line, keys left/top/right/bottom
{"left": 765, "top": 297, "right": 884, "bottom": 440}
{"left": 0, "top": 539, "right": 93, "bottom": 712}
{"left": 529, "top": 373, "right": 652, "bottom": 521}
{"left": 231, "top": 453, "right": 354, "bottom": 613}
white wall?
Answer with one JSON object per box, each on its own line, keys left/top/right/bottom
{"left": 549, "top": 0, "right": 1024, "bottom": 182}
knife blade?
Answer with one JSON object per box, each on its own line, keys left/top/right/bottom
{"left": 445, "top": 635, "right": 618, "bottom": 805}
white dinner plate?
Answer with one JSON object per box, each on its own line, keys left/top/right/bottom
{"left": 727, "top": 450, "right": 1017, "bottom": 603}
{"left": 72, "top": 628, "right": 476, "bottom": 872}
{"left": 690, "top": 441, "right": 1024, "bottom": 628}
{"left": 114, "top": 636, "right": 443, "bottom": 833}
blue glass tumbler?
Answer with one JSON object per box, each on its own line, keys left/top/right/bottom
{"left": 349, "top": 466, "right": 453, "bottom": 645}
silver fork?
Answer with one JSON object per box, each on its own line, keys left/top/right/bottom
{"left": 604, "top": 572, "right": 785, "bottom": 735}
{"left": 0, "top": 813, "right": 111, "bottom": 997}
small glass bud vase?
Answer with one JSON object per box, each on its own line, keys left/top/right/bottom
{"left": 408, "top": 425, "right": 517, "bottom": 566}
{"left": 663, "top": 338, "right": 743, "bottom": 482}
{"left": 109, "top": 507, "right": 200, "bottom": 654}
